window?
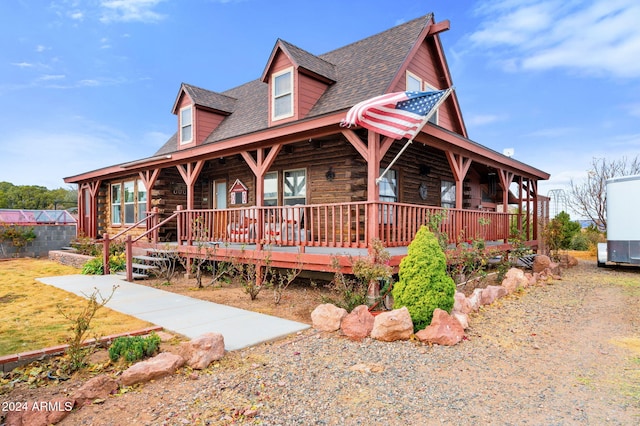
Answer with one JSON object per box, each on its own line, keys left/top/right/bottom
{"left": 379, "top": 169, "right": 397, "bottom": 202}
{"left": 441, "top": 180, "right": 456, "bottom": 209}
{"left": 423, "top": 82, "right": 439, "bottom": 125}
{"left": 406, "top": 71, "right": 422, "bottom": 92}
{"left": 137, "top": 182, "right": 147, "bottom": 221}
{"left": 111, "top": 184, "right": 122, "bottom": 225}
{"left": 180, "top": 106, "right": 193, "bottom": 144}
{"left": 283, "top": 169, "right": 306, "bottom": 205}
{"left": 111, "top": 180, "right": 146, "bottom": 225}
{"left": 272, "top": 68, "right": 293, "bottom": 120}
{"left": 264, "top": 171, "right": 278, "bottom": 206}
{"left": 379, "top": 169, "right": 397, "bottom": 224}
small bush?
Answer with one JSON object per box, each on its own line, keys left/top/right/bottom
{"left": 570, "top": 232, "right": 590, "bottom": 251}
{"left": 108, "top": 333, "right": 161, "bottom": 363}
{"left": 82, "top": 253, "right": 126, "bottom": 275}
{"left": 392, "top": 225, "right": 456, "bottom": 331}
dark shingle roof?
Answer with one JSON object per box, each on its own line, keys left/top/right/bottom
{"left": 176, "top": 83, "right": 236, "bottom": 114}
{"left": 156, "top": 14, "right": 432, "bottom": 155}
{"left": 269, "top": 39, "right": 337, "bottom": 82}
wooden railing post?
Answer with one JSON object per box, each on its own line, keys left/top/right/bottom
{"left": 125, "top": 235, "right": 133, "bottom": 282}
{"left": 102, "top": 233, "right": 110, "bottom": 275}
{"left": 151, "top": 207, "right": 159, "bottom": 244}
{"left": 176, "top": 205, "right": 183, "bottom": 245}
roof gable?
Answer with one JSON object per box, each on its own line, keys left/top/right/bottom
{"left": 261, "top": 39, "right": 336, "bottom": 84}
{"left": 172, "top": 83, "right": 236, "bottom": 115}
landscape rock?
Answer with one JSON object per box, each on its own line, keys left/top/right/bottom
{"left": 4, "top": 398, "right": 74, "bottom": 426}
{"left": 480, "top": 285, "right": 508, "bottom": 305}
{"left": 370, "top": 307, "right": 413, "bottom": 342}
{"left": 533, "top": 254, "right": 551, "bottom": 273}
{"left": 415, "top": 309, "right": 465, "bottom": 346}
{"left": 119, "top": 352, "right": 185, "bottom": 386}
{"left": 311, "top": 303, "right": 348, "bottom": 332}
{"left": 501, "top": 268, "right": 528, "bottom": 293}
{"left": 467, "top": 288, "right": 484, "bottom": 312}
{"left": 73, "top": 374, "right": 119, "bottom": 406}
{"left": 179, "top": 332, "right": 225, "bottom": 369}
{"left": 452, "top": 311, "right": 470, "bottom": 330}
{"left": 453, "top": 291, "right": 472, "bottom": 314}
{"left": 559, "top": 254, "right": 579, "bottom": 268}
{"left": 340, "top": 305, "right": 375, "bottom": 340}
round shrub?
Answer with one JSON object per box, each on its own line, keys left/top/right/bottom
{"left": 570, "top": 232, "right": 590, "bottom": 251}
{"left": 391, "top": 225, "right": 456, "bottom": 331}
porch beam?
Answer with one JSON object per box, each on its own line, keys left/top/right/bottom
{"left": 498, "top": 168, "right": 515, "bottom": 211}
{"left": 139, "top": 169, "right": 160, "bottom": 214}
{"left": 176, "top": 160, "right": 205, "bottom": 210}
{"left": 445, "top": 151, "right": 472, "bottom": 209}
{"left": 341, "top": 129, "right": 368, "bottom": 161}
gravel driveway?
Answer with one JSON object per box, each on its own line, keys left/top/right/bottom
{"left": 9, "top": 260, "right": 640, "bottom": 425}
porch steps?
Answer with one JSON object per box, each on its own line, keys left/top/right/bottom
{"left": 517, "top": 254, "right": 537, "bottom": 269}
{"left": 120, "top": 249, "right": 179, "bottom": 280}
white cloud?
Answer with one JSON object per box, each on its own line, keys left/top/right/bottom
{"left": 35, "top": 45, "right": 47, "bottom": 53}
{"left": 99, "top": 0, "right": 166, "bottom": 24}
{"left": 69, "top": 10, "right": 84, "bottom": 20}
{"left": 468, "top": 0, "right": 640, "bottom": 78}
{"left": 11, "top": 62, "right": 34, "bottom": 68}
{"left": 467, "top": 114, "right": 505, "bottom": 126}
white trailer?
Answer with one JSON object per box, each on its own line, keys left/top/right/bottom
{"left": 597, "top": 174, "right": 640, "bottom": 267}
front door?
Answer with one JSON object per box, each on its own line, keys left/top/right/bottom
{"left": 212, "top": 180, "right": 227, "bottom": 238}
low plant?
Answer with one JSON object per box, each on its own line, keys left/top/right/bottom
{"left": 108, "top": 333, "right": 161, "bottom": 363}
{"left": 81, "top": 252, "right": 126, "bottom": 275}
{"left": 57, "top": 285, "right": 117, "bottom": 373}
{"left": 322, "top": 256, "right": 368, "bottom": 311}
{"left": 265, "top": 258, "right": 303, "bottom": 305}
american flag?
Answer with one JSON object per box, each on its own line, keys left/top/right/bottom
{"left": 341, "top": 89, "right": 451, "bottom": 140}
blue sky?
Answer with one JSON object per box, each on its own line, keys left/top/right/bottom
{"left": 1, "top": 0, "right": 639, "bottom": 204}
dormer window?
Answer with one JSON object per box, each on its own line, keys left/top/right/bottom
{"left": 406, "top": 71, "right": 422, "bottom": 92}
{"left": 180, "top": 106, "right": 193, "bottom": 144}
{"left": 272, "top": 67, "right": 293, "bottom": 120}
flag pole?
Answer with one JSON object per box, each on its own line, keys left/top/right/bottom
{"left": 376, "top": 87, "right": 454, "bottom": 185}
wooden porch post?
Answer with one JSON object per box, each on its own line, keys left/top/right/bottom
{"left": 445, "top": 152, "right": 472, "bottom": 209}
{"left": 241, "top": 145, "right": 283, "bottom": 248}
{"left": 530, "top": 179, "right": 538, "bottom": 244}
{"left": 80, "top": 180, "right": 101, "bottom": 238}
{"left": 498, "top": 169, "right": 514, "bottom": 212}
{"left": 367, "top": 130, "right": 381, "bottom": 246}
{"left": 139, "top": 168, "right": 160, "bottom": 215}
{"left": 518, "top": 176, "right": 524, "bottom": 235}
{"left": 176, "top": 161, "right": 205, "bottom": 210}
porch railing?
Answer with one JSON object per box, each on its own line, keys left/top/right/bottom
{"left": 174, "top": 202, "right": 520, "bottom": 248}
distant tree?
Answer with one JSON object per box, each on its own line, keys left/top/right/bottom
{"left": 0, "top": 182, "right": 77, "bottom": 210}
{"left": 569, "top": 156, "right": 640, "bottom": 231}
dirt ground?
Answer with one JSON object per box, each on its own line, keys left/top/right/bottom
{"left": 1, "top": 259, "right": 639, "bottom": 425}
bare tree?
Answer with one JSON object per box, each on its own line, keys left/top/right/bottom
{"left": 569, "top": 156, "right": 640, "bottom": 231}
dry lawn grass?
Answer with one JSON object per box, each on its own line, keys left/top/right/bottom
{"left": 0, "top": 259, "right": 152, "bottom": 356}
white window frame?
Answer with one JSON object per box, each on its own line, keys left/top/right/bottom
{"left": 272, "top": 67, "right": 294, "bottom": 121}
{"left": 110, "top": 180, "right": 147, "bottom": 226}
{"left": 406, "top": 71, "right": 422, "bottom": 92}
{"left": 180, "top": 105, "right": 193, "bottom": 144}
{"left": 379, "top": 168, "right": 397, "bottom": 224}
{"left": 111, "top": 183, "right": 122, "bottom": 225}
{"left": 423, "top": 82, "right": 439, "bottom": 125}
{"left": 283, "top": 168, "right": 306, "bottom": 205}
{"left": 264, "top": 171, "right": 278, "bottom": 206}
{"left": 441, "top": 180, "right": 456, "bottom": 209}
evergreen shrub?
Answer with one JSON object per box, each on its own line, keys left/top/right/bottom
{"left": 391, "top": 225, "right": 456, "bottom": 331}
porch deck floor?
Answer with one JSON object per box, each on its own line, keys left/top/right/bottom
{"left": 37, "top": 274, "right": 309, "bottom": 351}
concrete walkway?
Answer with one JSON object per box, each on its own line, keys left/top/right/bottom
{"left": 37, "top": 274, "right": 309, "bottom": 351}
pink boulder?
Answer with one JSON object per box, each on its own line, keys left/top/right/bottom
{"left": 480, "top": 285, "right": 508, "bottom": 305}
{"left": 415, "top": 309, "right": 465, "bottom": 346}
{"left": 453, "top": 291, "right": 472, "bottom": 314}
{"left": 501, "top": 268, "right": 528, "bottom": 294}
{"left": 340, "top": 305, "right": 375, "bottom": 340}
{"left": 370, "top": 307, "right": 414, "bottom": 342}
{"left": 120, "top": 352, "right": 185, "bottom": 386}
{"left": 73, "top": 374, "right": 119, "bottom": 405}
{"left": 180, "top": 332, "right": 225, "bottom": 369}
{"left": 311, "top": 303, "right": 348, "bottom": 331}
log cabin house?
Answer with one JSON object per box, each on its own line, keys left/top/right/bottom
{"left": 64, "top": 13, "right": 550, "bottom": 279}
